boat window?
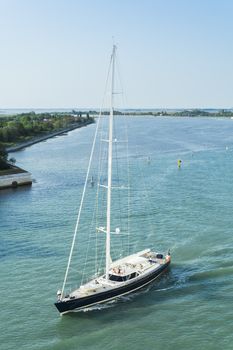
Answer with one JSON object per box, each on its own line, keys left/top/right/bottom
{"left": 109, "top": 272, "right": 137, "bottom": 282}
{"left": 156, "top": 254, "right": 163, "bottom": 259}
{"left": 128, "top": 272, "right": 137, "bottom": 279}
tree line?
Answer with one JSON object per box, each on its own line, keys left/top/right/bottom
{"left": 0, "top": 111, "right": 94, "bottom": 170}
{"left": 0, "top": 111, "right": 92, "bottom": 144}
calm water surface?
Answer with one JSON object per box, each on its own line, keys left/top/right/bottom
{"left": 0, "top": 117, "right": 233, "bottom": 350}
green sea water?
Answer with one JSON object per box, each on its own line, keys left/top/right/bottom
{"left": 0, "top": 116, "right": 233, "bottom": 350}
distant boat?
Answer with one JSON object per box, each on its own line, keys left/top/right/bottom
{"left": 54, "top": 46, "right": 171, "bottom": 315}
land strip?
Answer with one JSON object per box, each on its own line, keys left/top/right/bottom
{"left": 6, "top": 120, "right": 93, "bottom": 152}
{"left": 0, "top": 111, "right": 95, "bottom": 174}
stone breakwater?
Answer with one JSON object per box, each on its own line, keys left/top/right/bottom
{"left": 0, "top": 166, "right": 32, "bottom": 190}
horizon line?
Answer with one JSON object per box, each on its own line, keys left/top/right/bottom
{"left": 1, "top": 107, "right": 233, "bottom": 111}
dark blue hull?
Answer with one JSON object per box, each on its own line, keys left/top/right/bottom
{"left": 55, "top": 261, "right": 170, "bottom": 314}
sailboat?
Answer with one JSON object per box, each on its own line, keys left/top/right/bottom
{"left": 55, "top": 45, "right": 171, "bottom": 315}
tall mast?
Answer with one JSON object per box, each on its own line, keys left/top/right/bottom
{"left": 106, "top": 44, "right": 116, "bottom": 280}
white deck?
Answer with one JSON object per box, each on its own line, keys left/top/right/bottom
{"left": 62, "top": 249, "right": 168, "bottom": 301}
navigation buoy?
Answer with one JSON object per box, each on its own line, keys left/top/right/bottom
{"left": 177, "top": 159, "right": 182, "bottom": 168}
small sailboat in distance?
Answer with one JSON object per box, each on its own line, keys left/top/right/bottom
{"left": 55, "top": 45, "right": 171, "bottom": 315}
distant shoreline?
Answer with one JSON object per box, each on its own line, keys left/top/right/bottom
{"left": 1, "top": 108, "right": 233, "bottom": 117}
{"left": 107, "top": 109, "right": 233, "bottom": 117}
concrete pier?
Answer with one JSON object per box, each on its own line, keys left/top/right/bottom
{"left": 0, "top": 166, "right": 32, "bottom": 190}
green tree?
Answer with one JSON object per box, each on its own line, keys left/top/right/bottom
{"left": 0, "top": 143, "right": 9, "bottom": 170}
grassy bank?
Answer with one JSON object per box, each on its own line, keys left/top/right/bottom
{"left": 0, "top": 165, "right": 27, "bottom": 176}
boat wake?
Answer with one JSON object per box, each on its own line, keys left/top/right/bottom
{"left": 74, "top": 300, "right": 118, "bottom": 313}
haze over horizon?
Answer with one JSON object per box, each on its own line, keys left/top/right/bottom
{"left": 1, "top": 0, "right": 233, "bottom": 109}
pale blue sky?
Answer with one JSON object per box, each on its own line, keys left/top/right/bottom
{"left": 0, "top": 0, "right": 233, "bottom": 109}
